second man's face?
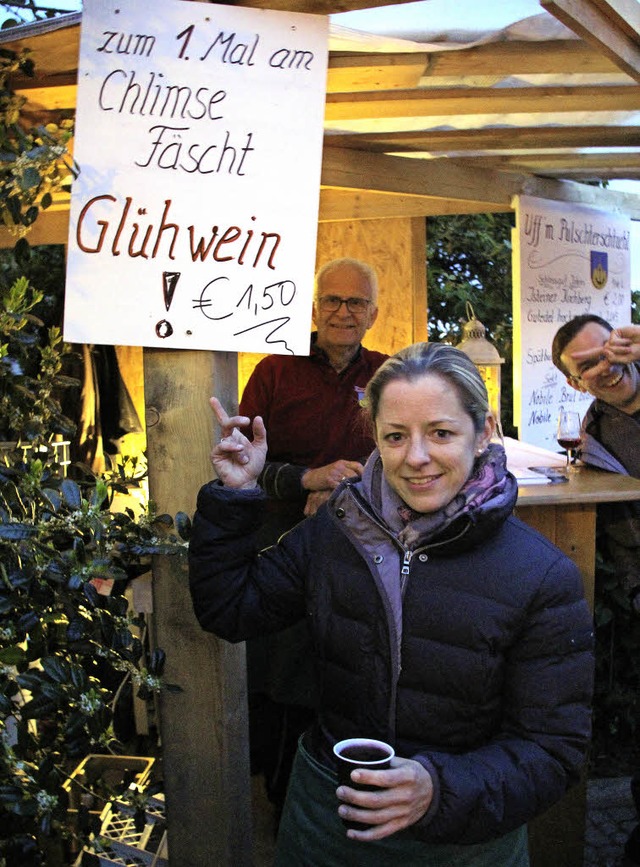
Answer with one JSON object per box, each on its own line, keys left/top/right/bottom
{"left": 561, "top": 322, "right": 640, "bottom": 411}
{"left": 313, "top": 264, "right": 378, "bottom": 356}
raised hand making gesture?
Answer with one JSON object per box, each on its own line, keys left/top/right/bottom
{"left": 569, "top": 324, "right": 640, "bottom": 386}
{"left": 209, "top": 396, "right": 267, "bottom": 489}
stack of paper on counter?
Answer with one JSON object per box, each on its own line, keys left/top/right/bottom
{"left": 503, "top": 437, "right": 566, "bottom": 485}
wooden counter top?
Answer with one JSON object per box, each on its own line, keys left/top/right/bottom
{"left": 516, "top": 467, "right": 640, "bottom": 507}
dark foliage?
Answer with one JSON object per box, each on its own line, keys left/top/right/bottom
{"left": 427, "top": 213, "right": 516, "bottom": 435}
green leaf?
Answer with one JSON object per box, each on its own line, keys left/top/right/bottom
{"left": 60, "top": 478, "right": 82, "bottom": 509}
{"left": 13, "top": 236, "right": 30, "bottom": 262}
{"left": 41, "top": 488, "right": 63, "bottom": 511}
{"left": 0, "top": 645, "right": 26, "bottom": 665}
{"left": 6, "top": 194, "right": 21, "bottom": 222}
{"left": 175, "top": 511, "right": 191, "bottom": 540}
{"left": 90, "top": 479, "right": 108, "bottom": 508}
{"left": 19, "top": 166, "right": 40, "bottom": 190}
{"left": 70, "top": 665, "right": 88, "bottom": 690}
{"left": 16, "top": 670, "right": 45, "bottom": 690}
{"left": 23, "top": 205, "right": 38, "bottom": 226}
{"left": 0, "top": 523, "right": 38, "bottom": 540}
{"left": 41, "top": 655, "right": 71, "bottom": 683}
{"left": 40, "top": 681, "right": 64, "bottom": 700}
{"left": 21, "top": 694, "right": 57, "bottom": 719}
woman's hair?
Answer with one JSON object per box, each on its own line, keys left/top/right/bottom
{"left": 364, "top": 342, "right": 490, "bottom": 434}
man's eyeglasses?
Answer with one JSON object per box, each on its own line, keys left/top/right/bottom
{"left": 317, "top": 295, "right": 372, "bottom": 314}
{"left": 568, "top": 353, "right": 609, "bottom": 385}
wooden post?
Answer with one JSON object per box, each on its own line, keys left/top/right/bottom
{"left": 144, "top": 348, "right": 252, "bottom": 866}
{"left": 516, "top": 499, "right": 596, "bottom": 867}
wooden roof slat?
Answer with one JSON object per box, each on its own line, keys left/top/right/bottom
{"left": 325, "top": 84, "right": 640, "bottom": 121}
{"left": 327, "top": 52, "right": 428, "bottom": 92}
{"left": 321, "top": 146, "right": 521, "bottom": 204}
{"left": 542, "top": 0, "right": 640, "bottom": 82}
{"left": 456, "top": 152, "right": 640, "bottom": 173}
{"left": 22, "top": 68, "right": 640, "bottom": 116}
{"left": 324, "top": 124, "right": 640, "bottom": 153}
{"left": 14, "top": 83, "right": 77, "bottom": 112}
{"left": 6, "top": 36, "right": 626, "bottom": 94}
{"left": 318, "top": 187, "right": 509, "bottom": 221}
{"left": 421, "top": 39, "right": 622, "bottom": 77}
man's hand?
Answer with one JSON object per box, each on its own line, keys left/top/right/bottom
{"left": 209, "top": 397, "right": 267, "bottom": 489}
{"left": 570, "top": 325, "right": 640, "bottom": 380}
{"left": 336, "top": 757, "right": 433, "bottom": 841}
{"left": 602, "top": 325, "right": 640, "bottom": 365}
{"left": 301, "top": 460, "right": 364, "bottom": 492}
{"left": 304, "top": 490, "right": 332, "bottom": 517}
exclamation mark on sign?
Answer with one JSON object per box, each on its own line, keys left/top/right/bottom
{"left": 156, "top": 271, "right": 180, "bottom": 338}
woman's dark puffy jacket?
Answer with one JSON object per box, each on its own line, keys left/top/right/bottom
{"left": 189, "top": 479, "right": 594, "bottom": 845}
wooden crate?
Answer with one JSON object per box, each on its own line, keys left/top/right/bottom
{"left": 64, "top": 755, "right": 155, "bottom": 817}
{"left": 75, "top": 794, "right": 167, "bottom": 867}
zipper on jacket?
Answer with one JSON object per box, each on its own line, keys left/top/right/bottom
{"left": 400, "top": 549, "right": 412, "bottom": 595}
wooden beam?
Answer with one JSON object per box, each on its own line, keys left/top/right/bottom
{"left": 0, "top": 204, "right": 69, "bottom": 248}
{"left": 453, "top": 153, "right": 640, "bottom": 174}
{"left": 325, "top": 84, "right": 640, "bottom": 121}
{"left": 324, "top": 124, "right": 640, "bottom": 153}
{"left": 4, "top": 149, "right": 640, "bottom": 241}
{"left": 14, "top": 82, "right": 76, "bottom": 111}
{"left": 590, "top": 0, "right": 640, "bottom": 41}
{"left": 327, "top": 52, "right": 428, "bottom": 92}
{"left": 12, "top": 56, "right": 430, "bottom": 108}
{"left": 553, "top": 0, "right": 640, "bottom": 44}
{"left": 411, "top": 216, "right": 428, "bottom": 343}
{"left": 321, "top": 146, "right": 521, "bottom": 204}
{"left": 318, "top": 187, "right": 510, "bottom": 220}
{"left": 542, "top": 0, "right": 640, "bottom": 82}
{"left": 0, "top": 14, "right": 81, "bottom": 74}
{"left": 422, "top": 39, "right": 622, "bottom": 78}
{"left": 4, "top": 35, "right": 625, "bottom": 103}
{"left": 531, "top": 167, "right": 640, "bottom": 180}
{"left": 517, "top": 174, "right": 640, "bottom": 218}
{"left": 144, "top": 347, "right": 253, "bottom": 867}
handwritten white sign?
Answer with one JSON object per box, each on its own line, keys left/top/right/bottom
{"left": 63, "top": 0, "right": 329, "bottom": 355}
{"left": 513, "top": 195, "right": 632, "bottom": 449}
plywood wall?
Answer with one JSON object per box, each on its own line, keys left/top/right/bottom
{"left": 237, "top": 216, "right": 427, "bottom": 399}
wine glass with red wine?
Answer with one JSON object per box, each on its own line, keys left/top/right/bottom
{"left": 556, "top": 410, "right": 582, "bottom": 473}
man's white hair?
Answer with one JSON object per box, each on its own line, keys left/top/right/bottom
{"left": 314, "top": 258, "right": 378, "bottom": 305}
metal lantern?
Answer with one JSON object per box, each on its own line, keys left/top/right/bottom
{"left": 456, "top": 302, "right": 504, "bottom": 426}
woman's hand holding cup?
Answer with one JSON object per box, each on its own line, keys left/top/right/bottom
{"left": 334, "top": 738, "right": 434, "bottom": 840}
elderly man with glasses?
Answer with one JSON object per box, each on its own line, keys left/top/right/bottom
{"left": 240, "top": 257, "right": 386, "bottom": 520}
{"left": 239, "top": 257, "right": 388, "bottom": 825}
